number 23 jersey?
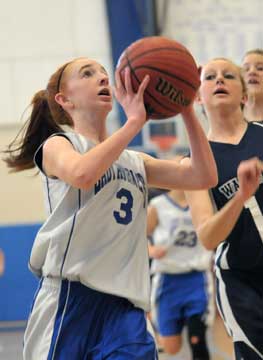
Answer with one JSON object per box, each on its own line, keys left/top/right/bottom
{"left": 210, "top": 122, "right": 263, "bottom": 272}
{"left": 149, "top": 194, "right": 212, "bottom": 274}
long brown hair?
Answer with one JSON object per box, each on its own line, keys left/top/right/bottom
{"left": 3, "top": 61, "right": 74, "bottom": 172}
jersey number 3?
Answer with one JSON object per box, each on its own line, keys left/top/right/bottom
{"left": 113, "top": 188, "right": 133, "bottom": 225}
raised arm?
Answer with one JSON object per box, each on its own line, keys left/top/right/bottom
{"left": 185, "top": 158, "right": 263, "bottom": 250}
{"left": 141, "top": 106, "right": 218, "bottom": 191}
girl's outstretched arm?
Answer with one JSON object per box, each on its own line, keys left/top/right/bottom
{"left": 141, "top": 105, "right": 218, "bottom": 190}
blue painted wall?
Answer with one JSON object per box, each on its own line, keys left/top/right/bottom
{"left": 0, "top": 224, "right": 41, "bottom": 322}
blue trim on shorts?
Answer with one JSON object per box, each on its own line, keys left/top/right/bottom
{"left": 47, "top": 280, "right": 70, "bottom": 360}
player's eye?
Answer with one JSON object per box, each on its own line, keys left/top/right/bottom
{"left": 225, "top": 73, "right": 235, "bottom": 79}
{"left": 256, "top": 65, "right": 263, "bottom": 71}
{"left": 204, "top": 74, "right": 215, "bottom": 80}
{"left": 83, "top": 70, "right": 93, "bottom": 77}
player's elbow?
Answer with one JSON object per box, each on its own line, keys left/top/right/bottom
{"left": 206, "top": 164, "right": 218, "bottom": 188}
{"left": 198, "top": 233, "right": 217, "bottom": 251}
{"left": 198, "top": 171, "right": 218, "bottom": 190}
{"left": 206, "top": 172, "right": 218, "bottom": 188}
{"left": 70, "top": 166, "right": 95, "bottom": 191}
{"left": 202, "top": 240, "right": 216, "bottom": 251}
{"left": 209, "top": 168, "right": 218, "bottom": 188}
{"left": 196, "top": 227, "right": 217, "bottom": 251}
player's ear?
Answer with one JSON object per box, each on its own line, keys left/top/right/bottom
{"left": 55, "top": 93, "right": 74, "bottom": 110}
{"left": 195, "top": 65, "right": 203, "bottom": 105}
{"left": 241, "top": 92, "right": 247, "bottom": 106}
{"left": 195, "top": 90, "right": 203, "bottom": 105}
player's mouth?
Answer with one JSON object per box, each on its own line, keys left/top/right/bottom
{"left": 98, "top": 87, "right": 112, "bottom": 101}
{"left": 213, "top": 87, "right": 229, "bottom": 95}
{"left": 247, "top": 78, "right": 260, "bottom": 85}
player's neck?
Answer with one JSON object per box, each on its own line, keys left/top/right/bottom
{"left": 207, "top": 111, "right": 247, "bottom": 144}
{"left": 168, "top": 190, "right": 187, "bottom": 208}
{"left": 73, "top": 115, "right": 107, "bottom": 143}
{"left": 243, "top": 95, "right": 263, "bottom": 122}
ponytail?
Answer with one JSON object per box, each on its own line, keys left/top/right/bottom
{"left": 3, "top": 61, "right": 74, "bottom": 172}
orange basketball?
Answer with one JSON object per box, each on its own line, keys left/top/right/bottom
{"left": 117, "top": 36, "right": 200, "bottom": 120}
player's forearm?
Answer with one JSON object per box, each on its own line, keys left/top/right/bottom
{"left": 182, "top": 109, "right": 218, "bottom": 189}
{"left": 197, "top": 193, "right": 244, "bottom": 250}
{"left": 75, "top": 120, "right": 142, "bottom": 189}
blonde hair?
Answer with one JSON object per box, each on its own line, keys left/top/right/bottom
{"left": 243, "top": 48, "right": 263, "bottom": 59}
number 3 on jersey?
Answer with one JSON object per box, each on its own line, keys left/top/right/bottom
{"left": 113, "top": 188, "right": 133, "bottom": 225}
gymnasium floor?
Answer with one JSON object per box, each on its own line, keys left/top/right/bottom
{"left": 0, "top": 315, "right": 233, "bottom": 360}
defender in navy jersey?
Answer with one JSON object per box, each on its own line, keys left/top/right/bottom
{"left": 4, "top": 57, "right": 217, "bottom": 360}
{"left": 147, "top": 188, "right": 214, "bottom": 360}
{"left": 185, "top": 58, "right": 263, "bottom": 359}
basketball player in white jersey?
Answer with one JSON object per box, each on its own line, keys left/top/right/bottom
{"left": 147, "top": 185, "right": 214, "bottom": 360}
{"left": 4, "top": 57, "right": 217, "bottom": 360}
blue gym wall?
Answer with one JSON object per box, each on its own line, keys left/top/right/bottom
{"left": 0, "top": 225, "right": 40, "bottom": 323}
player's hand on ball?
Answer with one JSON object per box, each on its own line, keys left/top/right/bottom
{"left": 114, "top": 67, "right": 150, "bottom": 127}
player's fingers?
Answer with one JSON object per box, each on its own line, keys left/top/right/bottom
{"left": 137, "top": 75, "right": 150, "bottom": 98}
{"left": 124, "top": 67, "right": 133, "bottom": 94}
{"left": 114, "top": 67, "right": 123, "bottom": 90}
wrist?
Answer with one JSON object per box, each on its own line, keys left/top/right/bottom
{"left": 121, "top": 119, "right": 142, "bottom": 137}
{"left": 234, "top": 190, "right": 247, "bottom": 206}
{"left": 181, "top": 104, "right": 195, "bottom": 119}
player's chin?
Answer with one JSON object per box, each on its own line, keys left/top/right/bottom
{"left": 101, "top": 101, "right": 113, "bottom": 112}
{"left": 247, "top": 86, "right": 263, "bottom": 95}
{"left": 100, "top": 97, "right": 112, "bottom": 107}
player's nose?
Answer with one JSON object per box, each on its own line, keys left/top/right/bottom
{"left": 99, "top": 75, "right": 109, "bottom": 86}
{"left": 216, "top": 75, "right": 224, "bottom": 84}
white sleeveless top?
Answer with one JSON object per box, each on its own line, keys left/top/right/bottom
{"left": 150, "top": 194, "right": 212, "bottom": 274}
{"left": 30, "top": 132, "right": 150, "bottom": 311}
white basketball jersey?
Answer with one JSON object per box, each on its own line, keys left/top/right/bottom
{"left": 30, "top": 132, "right": 150, "bottom": 311}
{"left": 150, "top": 194, "right": 212, "bottom": 274}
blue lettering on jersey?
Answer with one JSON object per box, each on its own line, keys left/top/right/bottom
{"left": 94, "top": 164, "right": 147, "bottom": 207}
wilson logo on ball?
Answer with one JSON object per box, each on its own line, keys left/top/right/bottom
{"left": 155, "top": 77, "right": 191, "bottom": 107}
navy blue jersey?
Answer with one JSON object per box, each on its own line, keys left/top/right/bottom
{"left": 210, "top": 122, "right": 263, "bottom": 273}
